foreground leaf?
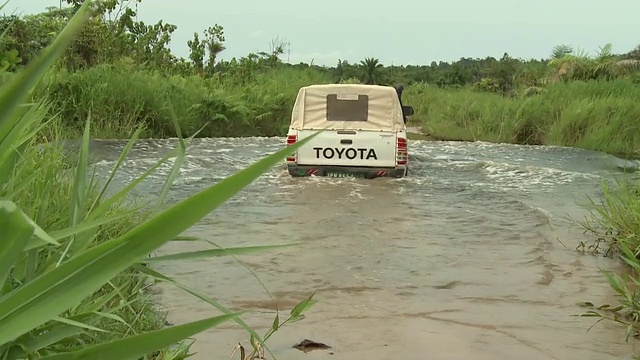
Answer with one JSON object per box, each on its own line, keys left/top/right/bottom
{"left": 290, "top": 292, "right": 318, "bottom": 318}
{"left": 17, "top": 325, "right": 83, "bottom": 355}
{"left": 38, "top": 312, "right": 242, "bottom": 360}
{"left": 0, "top": 201, "right": 33, "bottom": 287}
{"left": 52, "top": 315, "right": 106, "bottom": 333}
{"left": 0, "top": 199, "right": 58, "bottom": 248}
{"left": 89, "top": 125, "right": 144, "bottom": 210}
{"left": 154, "top": 110, "right": 187, "bottom": 213}
{"left": 47, "top": 209, "right": 141, "bottom": 242}
{"left": 0, "top": 101, "right": 53, "bottom": 187}
{"left": 69, "top": 116, "right": 91, "bottom": 228}
{"left": 0, "top": 132, "right": 317, "bottom": 344}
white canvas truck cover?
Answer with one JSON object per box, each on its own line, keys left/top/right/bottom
{"left": 289, "top": 84, "right": 406, "bottom": 132}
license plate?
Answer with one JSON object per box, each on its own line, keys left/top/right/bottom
{"left": 326, "top": 171, "right": 364, "bottom": 178}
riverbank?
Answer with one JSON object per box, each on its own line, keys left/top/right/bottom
{"left": 404, "top": 79, "right": 640, "bottom": 158}
{"left": 573, "top": 168, "right": 640, "bottom": 339}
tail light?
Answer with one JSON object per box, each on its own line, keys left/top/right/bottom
{"left": 286, "top": 134, "right": 297, "bottom": 162}
{"left": 396, "top": 137, "right": 407, "bottom": 165}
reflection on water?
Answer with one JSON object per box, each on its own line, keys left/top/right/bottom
{"left": 90, "top": 137, "right": 638, "bottom": 360}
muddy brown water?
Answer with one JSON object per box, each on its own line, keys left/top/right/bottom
{"left": 88, "top": 136, "right": 640, "bottom": 360}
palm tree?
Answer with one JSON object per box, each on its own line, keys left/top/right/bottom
{"left": 359, "top": 57, "right": 383, "bottom": 84}
{"left": 203, "top": 25, "right": 226, "bottom": 75}
{"left": 547, "top": 43, "right": 640, "bottom": 82}
{"left": 591, "top": 43, "right": 640, "bottom": 79}
{"left": 550, "top": 44, "right": 573, "bottom": 60}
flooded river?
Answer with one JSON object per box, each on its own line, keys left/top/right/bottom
{"left": 90, "top": 137, "right": 639, "bottom": 360}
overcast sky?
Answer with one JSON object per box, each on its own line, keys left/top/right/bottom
{"left": 12, "top": 0, "right": 640, "bottom": 66}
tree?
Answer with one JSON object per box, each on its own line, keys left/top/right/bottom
{"left": 187, "top": 32, "right": 205, "bottom": 73}
{"left": 359, "top": 57, "right": 383, "bottom": 84}
{"left": 203, "top": 24, "right": 225, "bottom": 75}
{"left": 548, "top": 43, "right": 640, "bottom": 82}
{"left": 484, "top": 52, "right": 519, "bottom": 93}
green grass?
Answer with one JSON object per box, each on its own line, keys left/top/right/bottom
{"left": 575, "top": 175, "right": 640, "bottom": 340}
{"left": 36, "top": 63, "right": 331, "bottom": 138}
{"left": 1, "top": 131, "right": 178, "bottom": 359}
{"left": 0, "top": 2, "right": 318, "bottom": 359}
{"left": 404, "top": 79, "right": 640, "bottom": 157}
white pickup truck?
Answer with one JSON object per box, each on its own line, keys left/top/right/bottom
{"left": 285, "top": 83, "right": 414, "bottom": 179}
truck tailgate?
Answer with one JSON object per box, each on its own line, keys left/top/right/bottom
{"left": 296, "top": 129, "right": 396, "bottom": 167}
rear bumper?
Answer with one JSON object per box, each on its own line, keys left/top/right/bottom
{"left": 287, "top": 164, "right": 407, "bottom": 178}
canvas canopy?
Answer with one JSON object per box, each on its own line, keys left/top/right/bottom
{"left": 289, "top": 84, "right": 406, "bottom": 131}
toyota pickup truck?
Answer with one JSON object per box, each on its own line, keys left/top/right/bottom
{"left": 285, "top": 83, "right": 414, "bottom": 179}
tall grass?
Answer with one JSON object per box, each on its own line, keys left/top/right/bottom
{"left": 404, "top": 79, "right": 640, "bottom": 156}
{"left": 36, "top": 63, "right": 331, "bottom": 138}
{"left": 0, "top": 1, "right": 318, "bottom": 359}
{"left": 1, "top": 125, "right": 180, "bottom": 358}
{"left": 576, "top": 175, "right": 640, "bottom": 340}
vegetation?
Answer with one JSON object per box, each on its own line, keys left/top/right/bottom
{"left": 0, "top": 2, "right": 316, "bottom": 359}
{"left": 2, "top": 0, "right": 640, "bottom": 357}
{"left": 575, "top": 175, "right": 640, "bottom": 342}
{"left": 407, "top": 79, "right": 640, "bottom": 156}
{"left": 2, "top": 1, "right": 640, "bottom": 156}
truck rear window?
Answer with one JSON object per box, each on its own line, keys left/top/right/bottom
{"left": 326, "top": 94, "right": 368, "bottom": 121}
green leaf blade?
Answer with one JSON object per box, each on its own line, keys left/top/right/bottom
{"left": 0, "top": 201, "right": 33, "bottom": 287}
{"left": 38, "top": 313, "right": 242, "bottom": 360}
